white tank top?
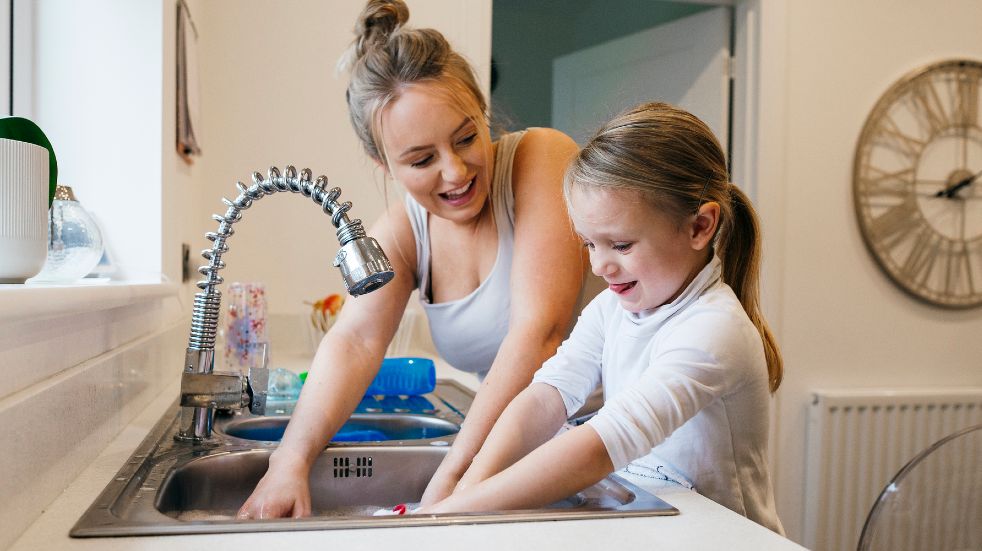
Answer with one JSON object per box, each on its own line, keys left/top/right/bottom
{"left": 404, "top": 130, "right": 526, "bottom": 380}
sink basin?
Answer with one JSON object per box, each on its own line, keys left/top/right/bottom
{"left": 157, "top": 447, "right": 449, "bottom": 519}
{"left": 71, "top": 379, "right": 677, "bottom": 537}
{"left": 217, "top": 414, "right": 459, "bottom": 443}
{"left": 154, "top": 446, "right": 675, "bottom": 530}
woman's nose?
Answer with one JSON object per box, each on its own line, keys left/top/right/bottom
{"left": 441, "top": 152, "right": 467, "bottom": 184}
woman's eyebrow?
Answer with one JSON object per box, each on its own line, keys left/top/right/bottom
{"left": 397, "top": 118, "right": 472, "bottom": 159}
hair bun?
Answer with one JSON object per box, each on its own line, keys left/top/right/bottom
{"left": 355, "top": 0, "right": 409, "bottom": 54}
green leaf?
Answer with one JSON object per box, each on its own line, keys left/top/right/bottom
{"left": 0, "top": 117, "right": 58, "bottom": 207}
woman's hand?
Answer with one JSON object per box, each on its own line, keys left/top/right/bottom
{"left": 237, "top": 451, "right": 312, "bottom": 520}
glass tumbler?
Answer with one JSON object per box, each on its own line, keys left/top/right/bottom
{"left": 223, "top": 282, "right": 268, "bottom": 372}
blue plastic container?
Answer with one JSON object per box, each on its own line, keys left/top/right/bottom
{"left": 363, "top": 357, "right": 436, "bottom": 396}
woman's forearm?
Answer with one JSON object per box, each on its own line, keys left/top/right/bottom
{"left": 273, "top": 328, "right": 389, "bottom": 471}
{"left": 458, "top": 383, "right": 567, "bottom": 486}
{"left": 439, "top": 326, "right": 566, "bottom": 474}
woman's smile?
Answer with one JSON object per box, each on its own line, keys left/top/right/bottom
{"left": 438, "top": 177, "right": 476, "bottom": 206}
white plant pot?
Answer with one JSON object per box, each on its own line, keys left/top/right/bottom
{"left": 0, "top": 138, "right": 48, "bottom": 283}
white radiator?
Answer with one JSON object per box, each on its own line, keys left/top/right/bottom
{"left": 802, "top": 388, "right": 982, "bottom": 551}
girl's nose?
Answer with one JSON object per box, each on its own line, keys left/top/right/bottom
{"left": 441, "top": 152, "right": 467, "bottom": 184}
{"left": 590, "top": 250, "right": 616, "bottom": 278}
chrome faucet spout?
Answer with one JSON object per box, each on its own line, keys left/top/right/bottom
{"left": 176, "top": 165, "right": 394, "bottom": 443}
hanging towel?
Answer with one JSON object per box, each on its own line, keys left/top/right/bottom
{"left": 176, "top": 0, "right": 202, "bottom": 161}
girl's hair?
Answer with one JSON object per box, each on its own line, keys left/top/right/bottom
{"left": 338, "top": 0, "right": 487, "bottom": 164}
{"left": 565, "top": 102, "right": 783, "bottom": 392}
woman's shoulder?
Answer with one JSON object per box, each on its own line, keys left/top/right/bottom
{"left": 512, "top": 127, "right": 578, "bottom": 159}
{"left": 507, "top": 127, "right": 578, "bottom": 199}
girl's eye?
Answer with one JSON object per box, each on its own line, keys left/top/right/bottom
{"left": 612, "top": 242, "right": 633, "bottom": 252}
{"left": 410, "top": 155, "right": 433, "bottom": 168}
{"left": 582, "top": 241, "right": 595, "bottom": 250}
{"left": 457, "top": 133, "right": 477, "bottom": 147}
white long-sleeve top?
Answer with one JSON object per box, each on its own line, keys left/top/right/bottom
{"left": 532, "top": 256, "right": 784, "bottom": 534}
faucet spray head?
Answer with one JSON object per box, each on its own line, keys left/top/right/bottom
{"left": 333, "top": 235, "right": 395, "bottom": 296}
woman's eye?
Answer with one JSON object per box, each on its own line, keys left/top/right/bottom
{"left": 582, "top": 241, "right": 595, "bottom": 250}
{"left": 457, "top": 133, "right": 477, "bottom": 147}
{"left": 612, "top": 242, "right": 633, "bottom": 252}
{"left": 410, "top": 155, "right": 433, "bottom": 168}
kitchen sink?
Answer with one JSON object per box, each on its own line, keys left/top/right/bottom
{"left": 218, "top": 414, "right": 460, "bottom": 443}
{"left": 71, "top": 380, "right": 677, "bottom": 537}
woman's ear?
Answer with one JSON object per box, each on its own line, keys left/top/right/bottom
{"left": 690, "top": 202, "right": 720, "bottom": 251}
{"left": 374, "top": 157, "right": 389, "bottom": 175}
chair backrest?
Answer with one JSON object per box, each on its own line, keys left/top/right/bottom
{"left": 857, "top": 423, "right": 982, "bottom": 551}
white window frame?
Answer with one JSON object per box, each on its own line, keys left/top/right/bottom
{"left": 1, "top": 1, "right": 9, "bottom": 115}
{"left": 7, "top": 0, "right": 32, "bottom": 117}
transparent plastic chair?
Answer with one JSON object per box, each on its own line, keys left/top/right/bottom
{"left": 857, "top": 423, "right": 982, "bottom": 551}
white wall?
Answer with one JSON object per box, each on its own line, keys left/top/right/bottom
{"left": 190, "top": 0, "right": 491, "bottom": 320}
{"left": 754, "top": 0, "right": 982, "bottom": 542}
{"left": 0, "top": 1, "right": 205, "bottom": 544}
{"left": 32, "top": 0, "right": 163, "bottom": 279}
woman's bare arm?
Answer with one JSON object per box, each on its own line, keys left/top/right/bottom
{"left": 422, "top": 128, "right": 585, "bottom": 504}
{"left": 238, "top": 203, "right": 418, "bottom": 519}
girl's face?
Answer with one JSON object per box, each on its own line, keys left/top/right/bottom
{"left": 378, "top": 82, "right": 492, "bottom": 225}
{"left": 568, "top": 185, "right": 709, "bottom": 314}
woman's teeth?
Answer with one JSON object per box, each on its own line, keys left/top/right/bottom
{"left": 441, "top": 179, "right": 473, "bottom": 199}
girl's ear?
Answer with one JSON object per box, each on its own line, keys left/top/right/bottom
{"left": 690, "top": 202, "right": 720, "bottom": 251}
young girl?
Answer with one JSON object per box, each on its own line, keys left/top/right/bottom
{"left": 237, "top": 0, "right": 584, "bottom": 519}
{"left": 420, "top": 102, "right": 785, "bottom": 534}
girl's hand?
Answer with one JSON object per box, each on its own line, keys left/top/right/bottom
{"left": 236, "top": 452, "right": 311, "bottom": 519}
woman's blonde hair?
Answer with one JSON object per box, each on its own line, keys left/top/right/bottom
{"left": 338, "top": 0, "right": 487, "bottom": 164}
{"left": 565, "top": 102, "right": 783, "bottom": 392}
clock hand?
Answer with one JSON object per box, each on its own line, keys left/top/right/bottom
{"left": 935, "top": 168, "right": 982, "bottom": 198}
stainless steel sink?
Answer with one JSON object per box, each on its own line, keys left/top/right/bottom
{"left": 71, "top": 380, "right": 677, "bottom": 537}
{"left": 217, "top": 414, "right": 460, "bottom": 443}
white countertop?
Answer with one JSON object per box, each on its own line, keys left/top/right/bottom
{"left": 11, "top": 355, "right": 806, "bottom": 551}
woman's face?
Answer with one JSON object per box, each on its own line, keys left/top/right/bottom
{"left": 378, "top": 82, "right": 492, "bottom": 225}
{"left": 568, "top": 185, "right": 706, "bottom": 313}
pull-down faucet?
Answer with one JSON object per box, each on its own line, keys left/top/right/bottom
{"left": 176, "top": 165, "right": 394, "bottom": 443}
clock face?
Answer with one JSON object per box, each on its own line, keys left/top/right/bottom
{"left": 854, "top": 59, "right": 982, "bottom": 308}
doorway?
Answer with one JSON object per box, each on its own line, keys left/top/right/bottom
{"left": 492, "top": 1, "right": 735, "bottom": 306}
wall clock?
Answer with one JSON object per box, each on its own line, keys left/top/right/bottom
{"left": 854, "top": 59, "right": 982, "bottom": 308}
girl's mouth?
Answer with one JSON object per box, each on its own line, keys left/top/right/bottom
{"left": 609, "top": 281, "right": 637, "bottom": 295}
{"left": 438, "top": 178, "right": 476, "bottom": 206}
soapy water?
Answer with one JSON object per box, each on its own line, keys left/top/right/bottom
{"left": 175, "top": 505, "right": 408, "bottom": 521}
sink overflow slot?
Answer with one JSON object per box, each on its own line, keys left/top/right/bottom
{"left": 332, "top": 456, "right": 373, "bottom": 478}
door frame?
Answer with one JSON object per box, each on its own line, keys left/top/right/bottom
{"left": 700, "top": 0, "right": 790, "bottom": 526}
{"left": 732, "top": 0, "right": 790, "bottom": 526}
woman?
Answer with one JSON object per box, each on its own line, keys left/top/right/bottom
{"left": 237, "top": 0, "right": 584, "bottom": 519}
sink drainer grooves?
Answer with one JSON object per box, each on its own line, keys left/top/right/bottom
{"left": 333, "top": 456, "right": 373, "bottom": 478}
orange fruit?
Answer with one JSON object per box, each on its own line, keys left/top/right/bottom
{"left": 324, "top": 294, "right": 344, "bottom": 316}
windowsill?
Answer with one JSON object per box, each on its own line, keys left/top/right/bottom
{"left": 0, "top": 279, "right": 182, "bottom": 326}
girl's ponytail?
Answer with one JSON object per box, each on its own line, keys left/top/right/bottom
{"left": 718, "top": 183, "right": 783, "bottom": 392}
